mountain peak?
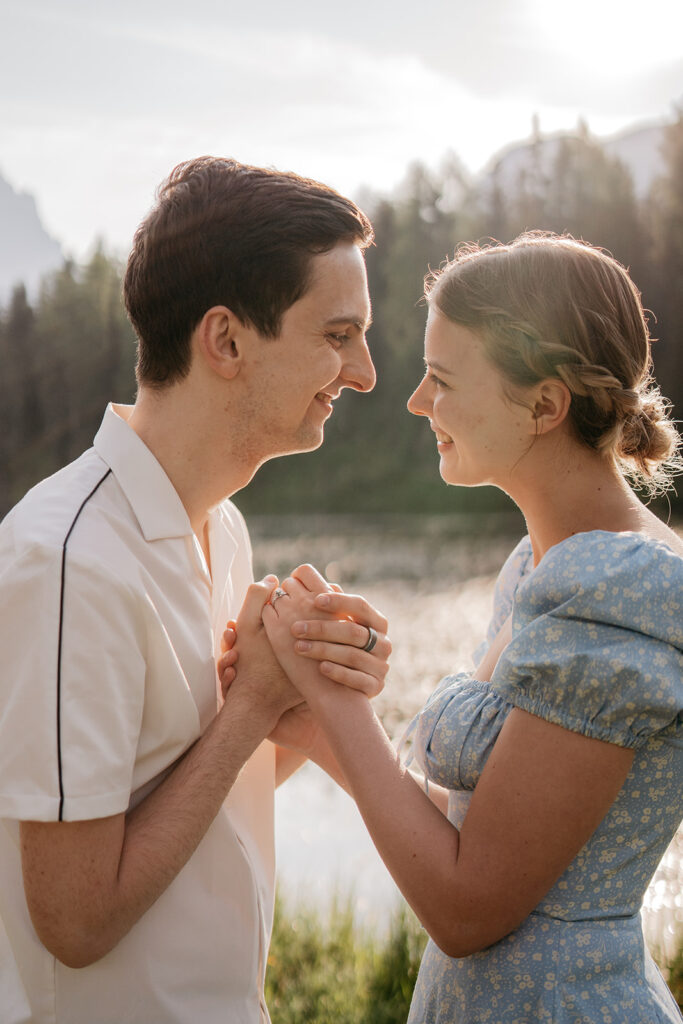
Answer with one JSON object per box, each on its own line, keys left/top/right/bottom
{"left": 0, "top": 170, "right": 64, "bottom": 306}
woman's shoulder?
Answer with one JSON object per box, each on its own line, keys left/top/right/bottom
{"left": 535, "top": 528, "right": 683, "bottom": 577}
{"left": 517, "top": 530, "right": 683, "bottom": 645}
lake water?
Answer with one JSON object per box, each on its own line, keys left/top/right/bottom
{"left": 250, "top": 515, "right": 683, "bottom": 963}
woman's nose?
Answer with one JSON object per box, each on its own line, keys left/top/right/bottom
{"left": 407, "top": 377, "right": 431, "bottom": 417}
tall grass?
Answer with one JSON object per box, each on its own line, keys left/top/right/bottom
{"left": 652, "top": 943, "right": 683, "bottom": 1010}
{"left": 266, "top": 894, "right": 426, "bottom": 1024}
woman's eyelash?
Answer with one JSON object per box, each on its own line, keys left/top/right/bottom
{"left": 426, "top": 371, "right": 448, "bottom": 388}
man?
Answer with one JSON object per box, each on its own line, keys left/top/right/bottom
{"left": 0, "top": 156, "right": 384, "bottom": 1022}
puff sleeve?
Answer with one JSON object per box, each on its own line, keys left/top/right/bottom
{"left": 488, "top": 533, "right": 683, "bottom": 749}
{"left": 413, "top": 674, "right": 509, "bottom": 790}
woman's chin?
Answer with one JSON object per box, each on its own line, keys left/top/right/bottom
{"left": 439, "top": 453, "right": 462, "bottom": 487}
{"left": 439, "top": 461, "right": 485, "bottom": 489}
{"left": 439, "top": 466, "right": 463, "bottom": 487}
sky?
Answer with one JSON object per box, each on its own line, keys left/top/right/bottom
{"left": 2, "top": 0, "right": 682, "bottom": 259}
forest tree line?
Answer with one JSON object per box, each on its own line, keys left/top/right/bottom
{"left": 2, "top": 115, "right": 683, "bottom": 520}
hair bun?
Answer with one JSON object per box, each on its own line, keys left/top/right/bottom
{"left": 616, "top": 386, "right": 681, "bottom": 486}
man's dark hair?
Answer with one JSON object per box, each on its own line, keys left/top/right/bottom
{"left": 123, "top": 156, "right": 374, "bottom": 387}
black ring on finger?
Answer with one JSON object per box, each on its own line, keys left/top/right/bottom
{"left": 361, "top": 626, "right": 378, "bottom": 653}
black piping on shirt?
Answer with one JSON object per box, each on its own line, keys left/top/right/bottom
{"left": 56, "top": 468, "right": 112, "bottom": 821}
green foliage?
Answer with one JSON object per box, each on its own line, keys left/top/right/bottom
{"left": 362, "top": 906, "right": 427, "bottom": 1023}
{"left": 667, "top": 944, "right": 683, "bottom": 1009}
{"left": 265, "top": 893, "right": 427, "bottom": 1024}
{"left": 3, "top": 120, "right": 683, "bottom": 517}
{"left": 648, "top": 941, "right": 683, "bottom": 1012}
{"left": 0, "top": 246, "right": 137, "bottom": 512}
{"left": 645, "top": 109, "right": 683, "bottom": 415}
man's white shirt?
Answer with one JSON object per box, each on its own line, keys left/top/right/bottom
{"left": 0, "top": 404, "right": 275, "bottom": 1023}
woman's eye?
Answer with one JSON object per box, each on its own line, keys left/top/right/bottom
{"left": 426, "top": 371, "right": 447, "bottom": 389}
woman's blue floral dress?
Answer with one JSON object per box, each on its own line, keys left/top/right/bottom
{"left": 408, "top": 531, "right": 683, "bottom": 1023}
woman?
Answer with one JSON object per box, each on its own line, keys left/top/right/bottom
{"left": 222, "top": 233, "right": 683, "bottom": 1022}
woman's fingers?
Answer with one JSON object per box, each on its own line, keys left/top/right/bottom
{"left": 267, "top": 574, "right": 316, "bottom": 619}
{"left": 294, "top": 637, "right": 390, "bottom": 674}
{"left": 312, "top": 591, "right": 388, "bottom": 634}
{"left": 220, "top": 623, "right": 237, "bottom": 654}
{"left": 218, "top": 648, "right": 238, "bottom": 670}
{"left": 219, "top": 666, "right": 236, "bottom": 696}
{"left": 292, "top": 636, "right": 389, "bottom": 700}
{"left": 291, "top": 617, "right": 389, "bottom": 653}
{"left": 217, "top": 647, "right": 238, "bottom": 698}
{"left": 318, "top": 661, "right": 384, "bottom": 698}
{"left": 291, "top": 563, "right": 334, "bottom": 594}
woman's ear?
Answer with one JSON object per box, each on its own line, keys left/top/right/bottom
{"left": 195, "top": 306, "right": 244, "bottom": 380}
{"left": 529, "top": 378, "right": 572, "bottom": 436}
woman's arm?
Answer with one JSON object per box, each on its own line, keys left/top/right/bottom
{"left": 263, "top": 571, "right": 635, "bottom": 958}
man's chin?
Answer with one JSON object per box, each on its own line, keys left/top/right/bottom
{"left": 295, "top": 430, "right": 325, "bottom": 454}
{"left": 262, "top": 429, "right": 325, "bottom": 463}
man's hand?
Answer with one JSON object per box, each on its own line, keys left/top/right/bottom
{"left": 219, "top": 631, "right": 320, "bottom": 755}
{"left": 262, "top": 564, "right": 390, "bottom": 702}
{"left": 223, "top": 575, "right": 304, "bottom": 719}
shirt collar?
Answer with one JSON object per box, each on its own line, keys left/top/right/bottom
{"left": 93, "top": 404, "right": 194, "bottom": 541}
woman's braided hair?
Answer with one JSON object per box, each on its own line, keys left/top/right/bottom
{"left": 426, "top": 232, "right": 682, "bottom": 496}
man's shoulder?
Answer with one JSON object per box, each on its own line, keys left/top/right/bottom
{"left": 1, "top": 448, "right": 114, "bottom": 562}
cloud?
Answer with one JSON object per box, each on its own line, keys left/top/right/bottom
{"left": 1, "top": 0, "right": 680, "bottom": 254}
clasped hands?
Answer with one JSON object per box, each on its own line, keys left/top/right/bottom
{"left": 217, "top": 564, "right": 390, "bottom": 742}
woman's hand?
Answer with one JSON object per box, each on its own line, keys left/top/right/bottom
{"left": 262, "top": 564, "right": 391, "bottom": 701}
{"left": 218, "top": 623, "right": 239, "bottom": 698}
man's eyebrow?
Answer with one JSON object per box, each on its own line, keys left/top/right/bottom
{"left": 324, "top": 313, "right": 373, "bottom": 331}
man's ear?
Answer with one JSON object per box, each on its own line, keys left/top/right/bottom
{"left": 194, "top": 306, "right": 245, "bottom": 380}
{"left": 529, "top": 378, "right": 572, "bottom": 436}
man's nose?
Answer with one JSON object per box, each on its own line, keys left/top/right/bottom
{"left": 342, "top": 339, "right": 376, "bottom": 393}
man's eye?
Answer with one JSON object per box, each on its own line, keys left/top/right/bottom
{"left": 326, "top": 332, "right": 350, "bottom": 346}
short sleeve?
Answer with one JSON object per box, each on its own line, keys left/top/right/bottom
{"left": 489, "top": 536, "right": 683, "bottom": 749}
{"left": 413, "top": 673, "right": 509, "bottom": 790}
{"left": 0, "top": 543, "right": 146, "bottom": 821}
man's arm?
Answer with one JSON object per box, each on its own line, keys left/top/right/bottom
{"left": 262, "top": 572, "right": 635, "bottom": 959}
{"left": 20, "top": 579, "right": 296, "bottom": 969}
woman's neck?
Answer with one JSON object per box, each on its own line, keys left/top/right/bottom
{"left": 508, "top": 447, "right": 649, "bottom": 565}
